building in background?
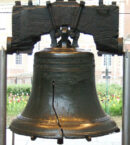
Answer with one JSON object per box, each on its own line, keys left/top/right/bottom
{"left": 0, "top": 0, "right": 126, "bottom": 85}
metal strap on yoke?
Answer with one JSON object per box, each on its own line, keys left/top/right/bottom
{"left": 47, "top": 1, "right": 57, "bottom": 30}
{"left": 47, "top": 1, "right": 58, "bottom": 47}
{"left": 72, "top": 1, "right": 85, "bottom": 31}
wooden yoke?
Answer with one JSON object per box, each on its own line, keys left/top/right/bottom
{"left": 7, "top": 0, "right": 123, "bottom": 55}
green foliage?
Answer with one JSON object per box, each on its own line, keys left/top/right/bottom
{"left": 7, "top": 85, "right": 31, "bottom": 115}
{"left": 7, "top": 84, "right": 122, "bottom": 116}
{"left": 97, "top": 83, "right": 122, "bottom": 116}
{"left": 7, "top": 95, "right": 29, "bottom": 115}
{"left": 7, "top": 84, "right": 31, "bottom": 96}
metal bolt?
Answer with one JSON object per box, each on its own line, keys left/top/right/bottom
{"left": 112, "top": 1, "right": 117, "bottom": 6}
{"left": 46, "top": 1, "right": 51, "bottom": 8}
{"left": 80, "top": 1, "right": 85, "bottom": 7}
{"left": 28, "top": 0, "right": 33, "bottom": 6}
{"left": 15, "top": 1, "right": 21, "bottom": 6}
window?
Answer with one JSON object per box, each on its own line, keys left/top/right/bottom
{"left": 103, "top": 55, "right": 111, "bottom": 66}
{"left": 16, "top": 54, "right": 22, "bottom": 64}
{"left": 102, "top": 75, "right": 111, "bottom": 79}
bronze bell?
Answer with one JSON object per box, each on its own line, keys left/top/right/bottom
{"left": 10, "top": 47, "right": 119, "bottom": 141}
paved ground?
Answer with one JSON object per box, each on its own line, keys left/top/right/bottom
{"left": 7, "top": 129, "right": 121, "bottom": 145}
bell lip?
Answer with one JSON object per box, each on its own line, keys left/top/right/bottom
{"left": 9, "top": 115, "right": 120, "bottom": 139}
{"left": 10, "top": 125, "right": 119, "bottom": 139}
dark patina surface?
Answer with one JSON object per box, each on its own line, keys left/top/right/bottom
{"left": 10, "top": 47, "right": 119, "bottom": 139}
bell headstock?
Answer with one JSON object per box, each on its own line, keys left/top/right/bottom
{"left": 7, "top": 0, "right": 123, "bottom": 55}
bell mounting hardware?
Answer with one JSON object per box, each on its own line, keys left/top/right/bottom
{"left": 7, "top": 0, "right": 123, "bottom": 55}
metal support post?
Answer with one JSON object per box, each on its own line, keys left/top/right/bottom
{"left": 12, "top": 132, "right": 15, "bottom": 145}
{"left": 0, "top": 48, "right": 7, "bottom": 145}
{"left": 105, "top": 55, "right": 109, "bottom": 113}
{"left": 122, "top": 52, "right": 130, "bottom": 145}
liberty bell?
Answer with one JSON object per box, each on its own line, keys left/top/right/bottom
{"left": 10, "top": 26, "right": 119, "bottom": 143}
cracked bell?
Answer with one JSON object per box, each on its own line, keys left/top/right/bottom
{"left": 10, "top": 47, "right": 119, "bottom": 140}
